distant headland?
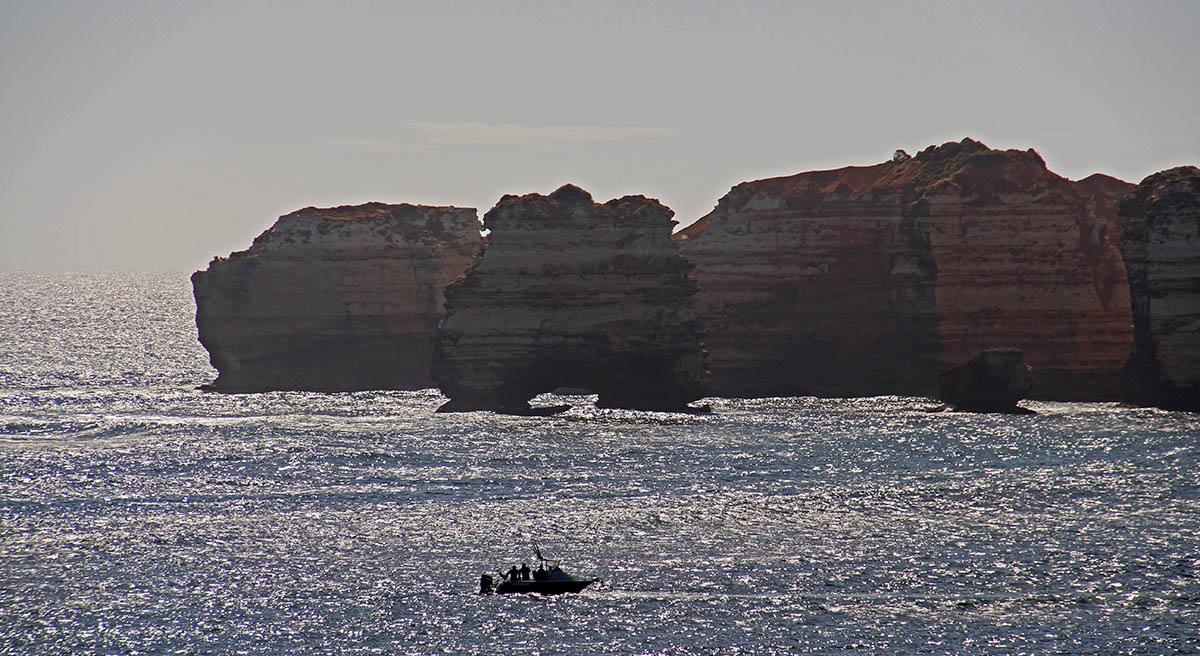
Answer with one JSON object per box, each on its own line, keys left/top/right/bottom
{"left": 191, "top": 139, "right": 1200, "bottom": 413}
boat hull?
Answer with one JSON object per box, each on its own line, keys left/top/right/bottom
{"left": 494, "top": 579, "right": 596, "bottom": 595}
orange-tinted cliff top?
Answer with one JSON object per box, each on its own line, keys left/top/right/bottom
{"left": 1072, "top": 173, "right": 1135, "bottom": 198}
{"left": 755, "top": 138, "right": 1071, "bottom": 196}
{"left": 683, "top": 139, "right": 1099, "bottom": 233}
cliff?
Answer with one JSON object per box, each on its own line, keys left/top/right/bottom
{"left": 1119, "top": 166, "right": 1200, "bottom": 410}
{"left": 433, "top": 184, "right": 706, "bottom": 412}
{"left": 677, "top": 138, "right": 1134, "bottom": 399}
{"left": 192, "top": 203, "right": 481, "bottom": 392}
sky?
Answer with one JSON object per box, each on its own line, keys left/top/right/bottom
{"left": 2, "top": 0, "right": 1198, "bottom": 271}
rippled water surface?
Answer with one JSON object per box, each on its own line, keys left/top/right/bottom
{"left": 1, "top": 272, "right": 1198, "bottom": 655}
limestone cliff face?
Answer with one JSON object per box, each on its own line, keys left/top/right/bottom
{"left": 433, "top": 184, "right": 705, "bottom": 412}
{"left": 1119, "top": 166, "right": 1200, "bottom": 410}
{"left": 677, "top": 138, "right": 1134, "bottom": 399}
{"left": 1071, "top": 173, "right": 1137, "bottom": 322}
{"left": 192, "top": 203, "right": 481, "bottom": 392}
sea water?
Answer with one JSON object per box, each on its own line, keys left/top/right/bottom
{"left": 1, "top": 272, "right": 1197, "bottom": 655}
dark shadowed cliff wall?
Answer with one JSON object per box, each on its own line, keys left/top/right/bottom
{"left": 1120, "top": 166, "right": 1200, "bottom": 411}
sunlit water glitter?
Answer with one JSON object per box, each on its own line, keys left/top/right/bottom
{"left": 1, "top": 272, "right": 1197, "bottom": 655}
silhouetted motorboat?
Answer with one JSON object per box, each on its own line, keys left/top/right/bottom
{"left": 503, "top": 404, "right": 571, "bottom": 417}
{"left": 480, "top": 545, "right": 599, "bottom": 595}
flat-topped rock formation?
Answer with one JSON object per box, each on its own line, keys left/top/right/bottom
{"left": 677, "top": 138, "right": 1134, "bottom": 399}
{"left": 192, "top": 203, "right": 481, "bottom": 392}
{"left": 433, "top": 184, "right": 706, "bottom": 413}
{"left": 1119, "top": 166, "right": 1200, "bottom": 410}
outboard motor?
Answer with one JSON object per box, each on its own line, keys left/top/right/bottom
{"left": 479, "top": 573, "right": 494, "bottom": 594}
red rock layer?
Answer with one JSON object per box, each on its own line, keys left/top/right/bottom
{"left": 1119, "top": 166, "right": 1200, "bottom": 410}
{"left": 678, "top": 138, "right": 1134, "bottom": 399}
{"left": 192, "top": 203, "right": 481, "bottom": 392}
{"left": 1071, "top": 173, "right": 1137, "bottom": 320}
{"left": 433, "top": 184, "right": 705, "bottom": 412}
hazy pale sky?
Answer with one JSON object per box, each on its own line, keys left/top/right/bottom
{"left": 2, "top": 0, "right": 1198, "bottom": 271}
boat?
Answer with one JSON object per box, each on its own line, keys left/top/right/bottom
{"left": 501, "top": 403, "right": 571, "bottom": 417}
{"left": 480, "top": 545, "right": 599, "bottom": 595}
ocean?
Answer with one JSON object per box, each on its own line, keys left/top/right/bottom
{"left": 1, "top": 272, "right": 1197, "bottom": 655}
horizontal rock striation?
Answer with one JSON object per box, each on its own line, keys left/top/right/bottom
{"left": 433, "top": 184, "right": 705, "bottom": 412}
{"left": 1119, "top": 166, "right": 1200, "bottom": 410}
{"left": 192, "top": 203, "right": 481, "bottom": 392}
{"left": 677, "top": 138, "right": 1134, "bottom": 399}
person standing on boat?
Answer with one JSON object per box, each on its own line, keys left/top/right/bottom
{"left": 508, "top": 565, "right": 519, "bottom": 582}
{"left": 519, "top": 562, "right": 531, "bottom": 580}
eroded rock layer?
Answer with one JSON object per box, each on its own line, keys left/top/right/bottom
{"left": 192, "top": 203, "right": 481, "bottom": 391}
{"left": 1119, "top": 166, "right": 1200, "bottom": 410}
{"left": 677, "top": 138, "right": 1134, "bottom": 399}
{"left": 433, "top": 184, "right": 705, "bottom": 412}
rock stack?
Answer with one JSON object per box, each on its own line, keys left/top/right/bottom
{"left": 938, "top": 349, "right": 1034, "bottom": 413}
{"left": 677, "top": 138, "right": 1134, "bottom": 400}
{"left": 432, "top": 184, "right": 706, "bottom": 412}
{"left": 1119, "top": 166, "right": 1200, "bottom": 411}
{"left": 192, "top": 203, "right": 481, "bottom": 391}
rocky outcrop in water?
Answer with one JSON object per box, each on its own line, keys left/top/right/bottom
{"left": 192, "top": 203, "right": 481, "bottom": 392}
{"left": 677, "top": 138, "right": 1134, "bottom": 399}
{"left": 433, "top": 184, "right": 705, "bottom": 413}
{"left": 938, "top": 349, "right": 1034, "bottom": 413}
{"left": 1119, "top": 166, "right": 1200, "bottom": 411}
